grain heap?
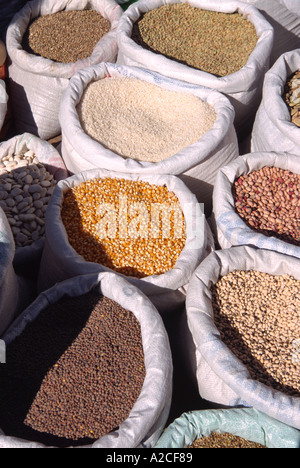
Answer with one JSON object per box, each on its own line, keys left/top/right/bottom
{"left": 22, "top": 10, "right": 111, "bottom": 63}
{"left": 212, "top": 270, "right": 300, "bottom": 397}
{"left": 0, "top": 290, "right": 145, "bottom": 447}
{"left": 131, "top": 4, "right": 258, "bottom": 77}
{"left": 188, "top": 432, "right": 266, "bottom": 448}
{"left": 0, "top": 150, "right": 57, "bottom": 247}
{"left": 232, "top": 166, "right": 300, "bottom": 247}
{"left": 77, "top": 76, "right": 216, "bottom": 162}
{"left": 284, "top": 70, "right": 300, "bottom": 127}
{"left": 61, "top": 177, "right": 186, "bottom": 278}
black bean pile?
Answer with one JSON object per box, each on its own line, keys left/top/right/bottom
{"left": 0, "top": 291, "right": 145, "bottom": 447}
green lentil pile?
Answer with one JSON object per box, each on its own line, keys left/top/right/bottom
{"left": 188, "top": 432, "right": 267, "bottom": 448}
{"left": 22, "top": 10, "right": 111, "bottom": 63}
{"left": 131, "top": 4, "right": 258, "bottom": 77}
{"left": 212, "top": 270, "right": 300, "bottom": 397}
{"left": 0, "top": 291, "right": 145, "bottom": 447}
{"left": 284, "top": 70, "right": 300, "bottom": 127}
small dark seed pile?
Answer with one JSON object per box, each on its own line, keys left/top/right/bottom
{"left": 232, "top": 166, "right": 300, "bottom": 247}
{"left": 0, "top": 291, "right": 145, "bottom": 447}
{"left": 284, "top": 70, "right": 300, "bottom": 127}
{"left": 188, "top": 432, "right": 267, "bottom": 448}
{"left": 22, "top": 10, "right": 111, "bottom": 63}
{"left": 131, "top": 4, "right": 258, "bottom": 77}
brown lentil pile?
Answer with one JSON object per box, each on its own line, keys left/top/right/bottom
{"left": 0, "top": 291, "right": 145, "bottom": 447}
{"left": 212, "top": 270, "right": 300, "bottom": 397}
{"left": 284, "top": 70, "right": 300, "bottom": 127}
{"left": 131, "top": 4, "right": 258, "bottom": 77}
{"left": 22, "top": 10, "right": 111, "bottom": 63}
{"left": 77, "top": 76, "right": 216, "bottom": 162}
{"left": 232, "top": 166, "right": 300, "bottom": 246}
{"left": 188, "top": 432, "right": 266, "bottom": 448}
{"left": 61, "top": 178, "right": 186, "bottom": 278}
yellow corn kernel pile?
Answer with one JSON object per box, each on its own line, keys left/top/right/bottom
{"left": 61, "top": 177, "right": 186, "bottom": 278}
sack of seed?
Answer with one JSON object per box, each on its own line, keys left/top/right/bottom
{"left": 59, "top": 61, "right": 238, "bottom": 216}
{"left": 5, "top": 0, "right": 123, "bottom": 140}
{"left": 0, "top": 271, "right": 173, "bottom": 448}
{"left": 37, "top": 168, "right": 214, "bottom": 313}
{"left": 251, "top": 49, "right": 300, "bottom": 155}
{"left": 116, "top": 0, "right": 274, "bottom": 140}
{"left": 185, "top": 245, "right": 300, "bottom": 430}
{"left": 0, "top": 206, "right": 21, "bottom": 336}
{"left": 155, "top": 408, "right": 300, "bottom": 448}
{"left": 211, "top": 151, "right": 300, "bottom": 259}
{"left": 235, "top": 0, "right": 300, "bottom": 65}
{"left": 0, "top": 79, "right": 8, "bottom": 133}
{"left": 0, "top": 133, "right": 68, "bottom": 272}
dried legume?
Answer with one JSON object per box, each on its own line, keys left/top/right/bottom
{"left": 132, "top": 4, "right": 258, "bottom": 77}
{"left": 0, "top": 291, "right": 145, "bottom": 447}
{"left": 77, "top": 76, "right": 216, "bottom": 162}
{"left": 284, "top": 70, "right": 300, "bottom": 127}
{"left": 212, "top": 270, "right": 300, "bottom": 397}
{"left": 0, "top": 150, "right": 57, "bottom": 247}
{"left": 61, "top": 178, "right": 186, "bottom": 278}
{"left": 22, "top": 10, "right": 111, "bottom": 63}
{"left": 233, "top": 166, "right": 300, "bottom": 246}
{"left": 188, "top": 432, "right": 266, "bottom": 448}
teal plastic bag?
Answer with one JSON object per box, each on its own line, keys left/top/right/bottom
{"left": 155, "top": 408, "right": 300, "bottom": 448}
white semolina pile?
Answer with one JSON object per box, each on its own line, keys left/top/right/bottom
{"left": 77, "top": 76, "right": 217, "bottom": 163}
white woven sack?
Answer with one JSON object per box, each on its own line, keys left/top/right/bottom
{"left": 38, "top": 168, "right": 215, "bottom": 313}
{"left": 6, "top": 0, "right": 123, "bottom": 140}
{"left": 0, "top": 206, "right": 20, "bottom": 336}
{"left": 116, "top": 0, "right": 274, "bottom": 139}
{"left": 233, "top": 0, "right": 300, "bottom": 65}
{"left": 251, "top": 49, "right": 300, "bottom": 155}
{"left": 280, "top": 0, "right": 300, "bottom": 16}
{"left": 185, "top": 245, "right": 300, "bottom": 430}
{"left": 212, "top": 151, "right": 300, "bottom": 258}
{"left": 0, "top": 271, "right": 173, "bottom": 448}
{"left": 0, "top": 80, "right": 8, "bottom": 133}
{"left": 0, "top": 133, "right": 68, "bottom": 270}
{"left": 59, "top": 62, "right": 238, "bottom": 215}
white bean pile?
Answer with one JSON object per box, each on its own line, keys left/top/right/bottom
{"left": 0, "top": 150, "right": 57, "bottom": 248}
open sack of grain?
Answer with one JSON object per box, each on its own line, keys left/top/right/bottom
{"left": 235, "top": 0, "right": 300, "bottom": 65}
{"left": 6, "top": 0, "right": 123, "bottom": 140}
{"left": 155, "top": 408, "right": 300, "bottom": 448}
{"left": 185, "top": 245, "right": 300, "bottom": 430}
{"left": 211, "top": 151, "right": 300, "bottom": 259}
{"left": 0, "top": 271, "right": 173, "bottom": 448}
{"left": 116, "top": 0, "right": 274, "bottom": 140}
{"left": 0, "top": 80, "right": 8, "bottom": 134}
{"left": 59, "top": 62, "right": 238, "bottom": 216}
{"left": 37, "top": 169, "right": 214, "bottom": 314}
{"left": 251, "top": 49, "right": 300, "bottom": 155}
{"left": 0, "top": 133, "right": 68, "bottom": 273}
